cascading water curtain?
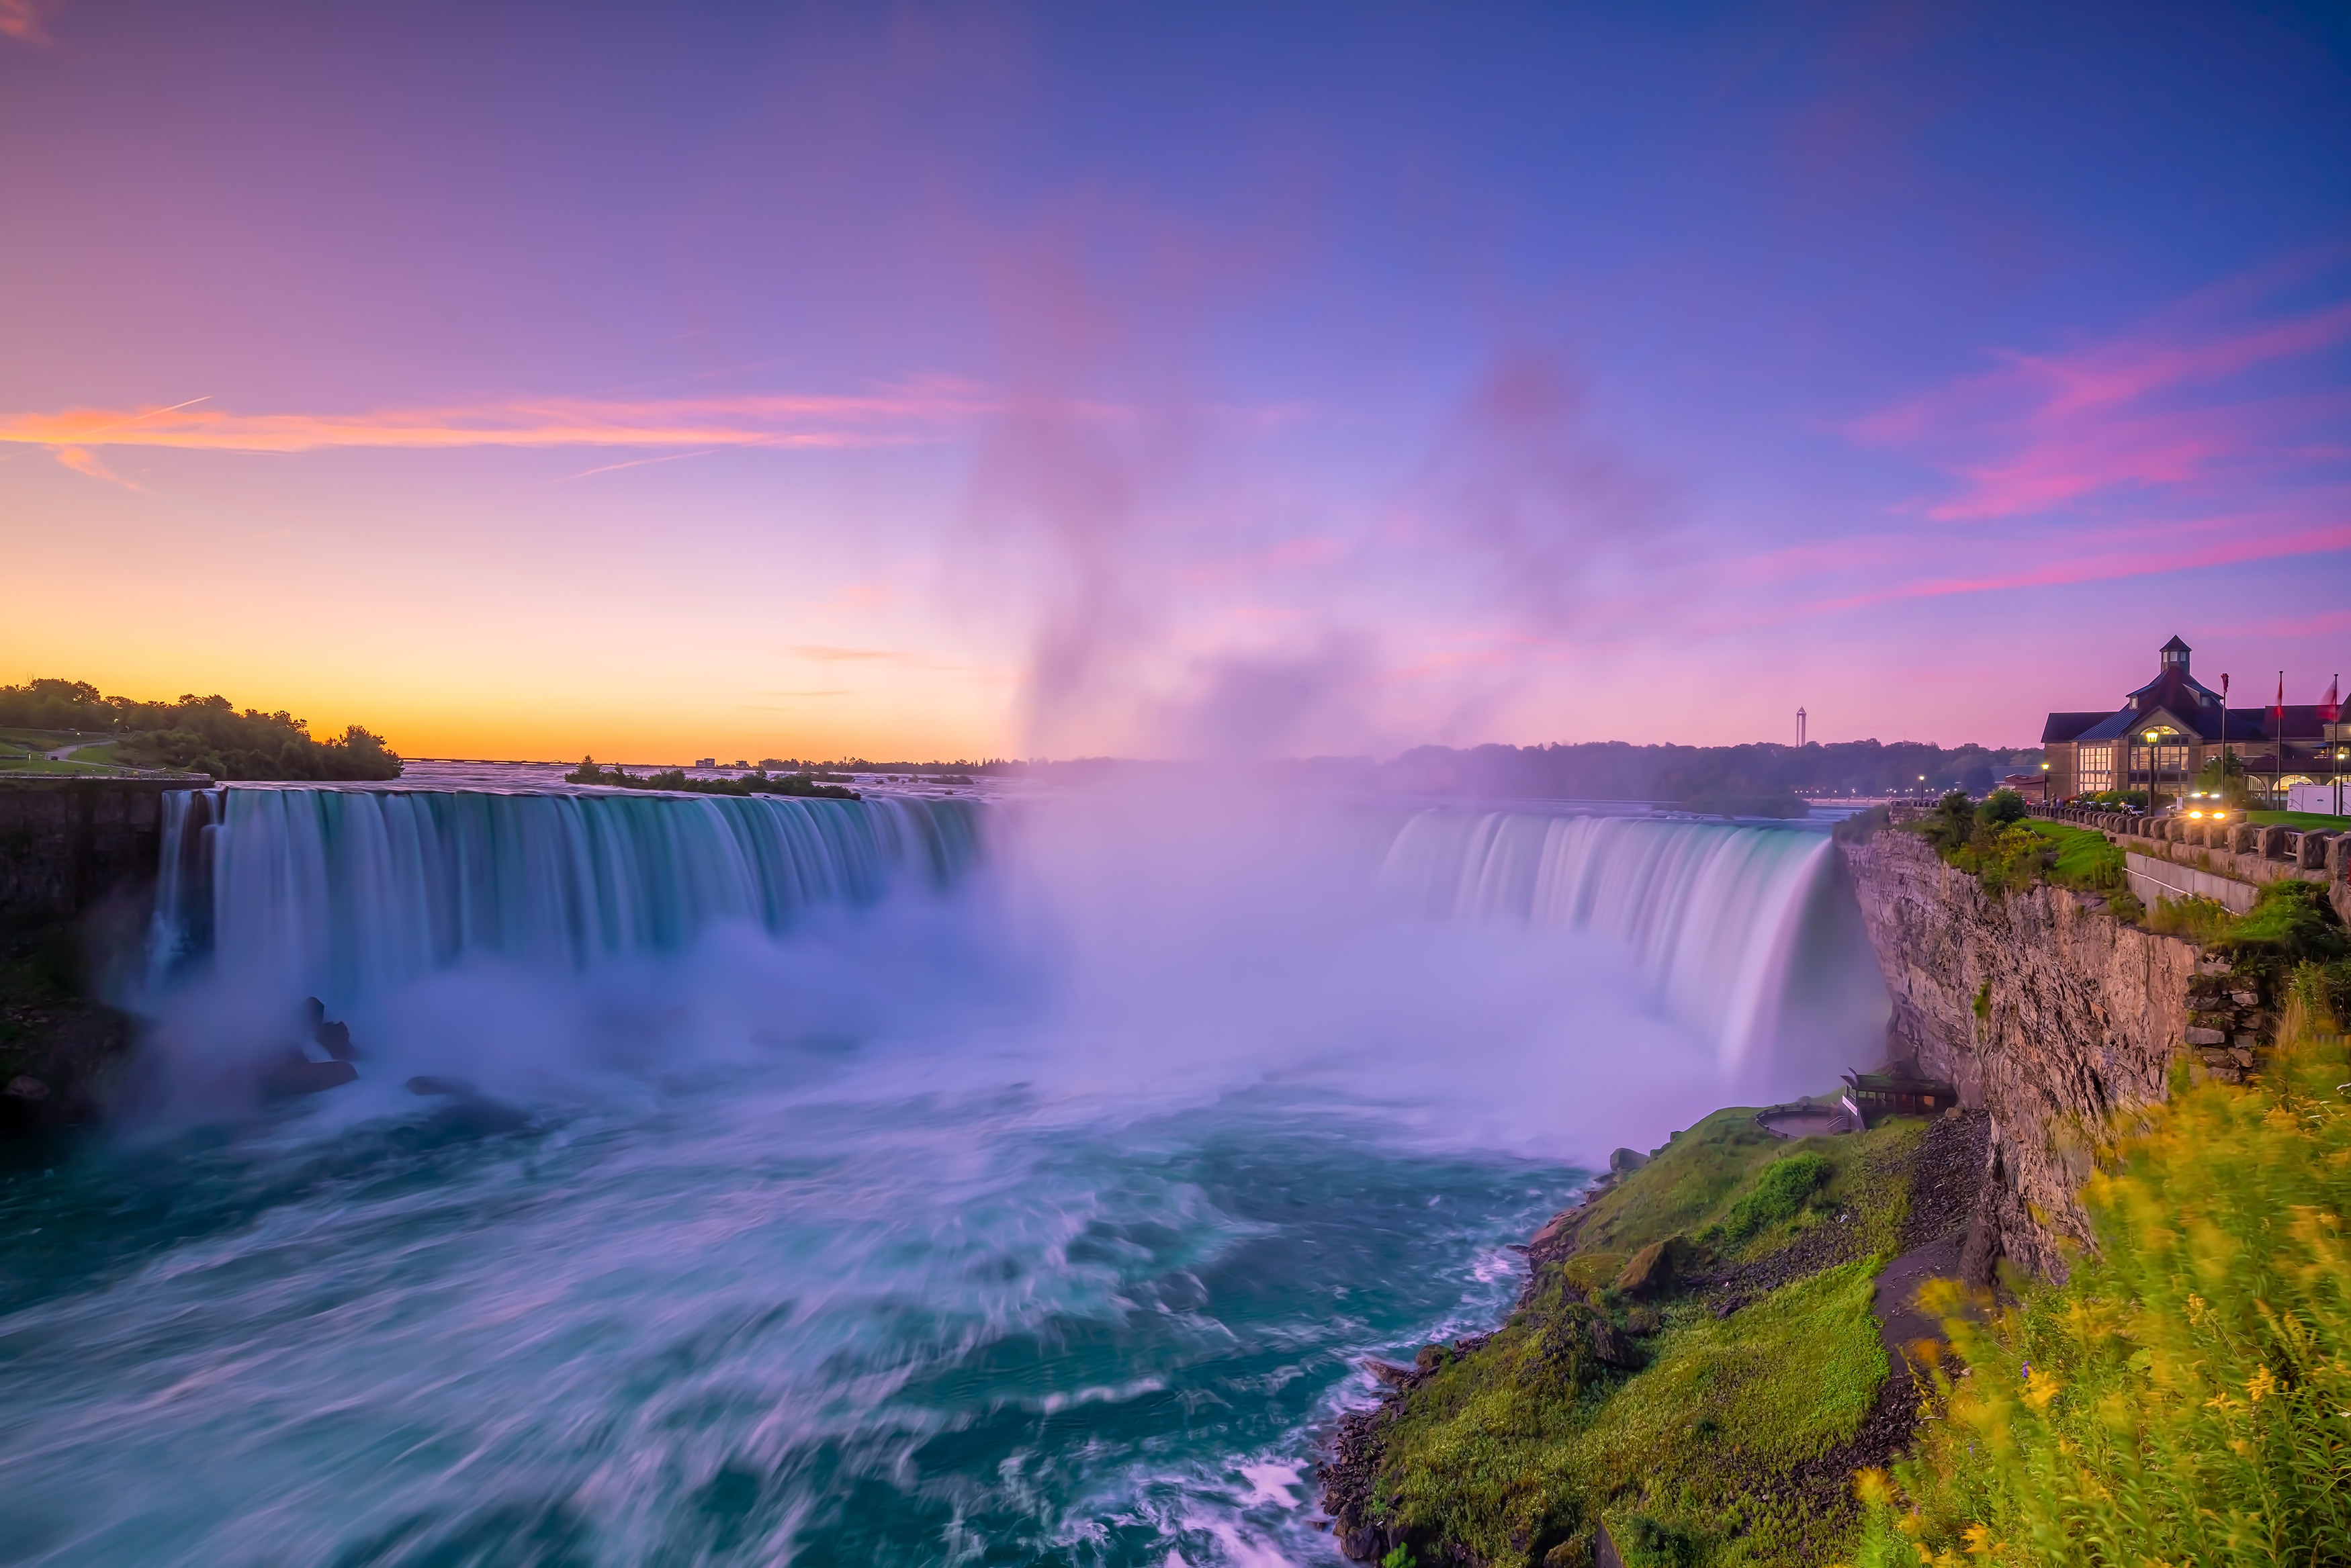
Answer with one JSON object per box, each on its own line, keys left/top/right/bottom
{"left": 1380, "top": 810, "right": 1832, "bottom": 1072}
{"left": 150, "top": 787, "right": 983, "bottom": 1006}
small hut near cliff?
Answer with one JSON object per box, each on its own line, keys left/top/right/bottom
{"left": 1840, "top": 1056, "right": 1957, "bottom": 1127}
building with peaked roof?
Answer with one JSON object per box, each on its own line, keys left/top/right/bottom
{"left": 1840, "top": 1056, "right": 1959, "bottom": 1128}
{"left": 2043, "top": 636, "right": 2350, "bottom": 807}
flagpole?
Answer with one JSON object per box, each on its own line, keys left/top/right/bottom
{"left": 2274, "top": 670, "right": 2286, "bottom": 813}
{"left": 2332, "top": 674, "right": 2342, "bottom": 819}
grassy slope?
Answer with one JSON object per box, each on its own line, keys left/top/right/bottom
{"left": 2014, "top": 819, "right": 2125, "bottom": 890}
{"left": 1368, "top": 1113, "right": 1925, "bottom": 1567}
{"left": 2248, "top": 808, "right": 2351, "bottom": 829}
{"left": 1562, "top": 1108, "right": 1790, "bottom": 1287}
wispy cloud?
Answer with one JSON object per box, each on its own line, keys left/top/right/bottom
{"left": 556, "top": 448, "right": 725, "bottom": 481}
{"left": 51, "top": 446, "right": 138, "bottom": 489}
{"left": 0, "top": 385, "right": 997, "bottom": 459}
{"left": 0, "top": 0, "right": 58, "bottom": 44}
{"left": 1810, "top": 507, "right": 2351, "bottom": 611}
{"left": 1850, "top": 263, "right": 2351, "bottom": 523}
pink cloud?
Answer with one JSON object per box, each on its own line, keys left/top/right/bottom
{"left": 1810, "top": 508, "right": 2351, "bottom": 611}
{"left": 1851, "top": 265, "right": 2351, "bottom": 523}
{"left": 51, "top": 445, "right": 138, "bottom": 489}
{"left": 0, "top": 0, "right": 57, "bottom": 44}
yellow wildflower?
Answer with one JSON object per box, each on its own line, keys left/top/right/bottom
{"left": 2247, "top": 1365, "right": 2278, "bottom": 1403}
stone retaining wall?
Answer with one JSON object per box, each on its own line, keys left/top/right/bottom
{"left": 2125, "top": 852, "right": 2261, "bottom": 915}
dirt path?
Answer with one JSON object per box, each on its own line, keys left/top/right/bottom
{"left": 1874, "top": 1234, "right": 1964, "bottom": 1386}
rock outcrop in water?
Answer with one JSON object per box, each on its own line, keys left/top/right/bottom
{"left": 1839, "top": 825, "right": 2199, "bottom": 1281}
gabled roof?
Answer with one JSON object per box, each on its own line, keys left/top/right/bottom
{"left": 2160, "top": 635, "right": 2192, "bottom": 655}
{"left": 2043, "top": 711, "right": 2109, "bottom": 745}
{"left": 1843, "top": 1059, "right": 1957, "bottom": 1094}
{"left": 2123, "top": 665, "right": 2224, "bottom": 710}
{"left": 2043, "top": 639, "right": 2344, "bottom": 755}
{"left": 2061, "top": 703, "right": 2340, "bottom": 745}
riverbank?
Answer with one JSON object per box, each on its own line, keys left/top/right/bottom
{"left": 0, "top": 917, "right": 135, "bottom": 1132}
{"left": 1317, "top": 1104, "right": 1989, "bottom": 1567}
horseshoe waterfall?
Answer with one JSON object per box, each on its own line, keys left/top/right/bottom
{"left": 0, "top": 787, "right": 1887, "bottom": 1567}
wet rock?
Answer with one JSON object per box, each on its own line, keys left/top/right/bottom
{"left": 1587, "top": 1316, "right": 1642, "bottom": 1368}
{"left": 1413, "top": 1343, "right": 1451, "bottom": 1373}
{"left": 1614, "top": 1239, "right": 1675, "bottom": 1299}
{"left": 1364, "top": 1358, "right": 1415, "bottom": 1389}
{"left": 3, "top": 1074, "right": 49, "bottom": 1101}
{"left": 304, "top": 997, "right": 359, "bottom": 1062}
{"left": 1529, "top": 1208, "right": 1581, "bottom": 1250}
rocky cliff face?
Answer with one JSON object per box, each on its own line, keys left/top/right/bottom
{"left": 1841, "top": 828, "right": 2199, "bottom": 1280}
{"left": 0, "top": 778, "right": 177, "bottom": 927}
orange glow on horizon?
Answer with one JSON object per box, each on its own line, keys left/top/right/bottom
{"left": 0, "top": 388, "right": 1000, "bottom": 458}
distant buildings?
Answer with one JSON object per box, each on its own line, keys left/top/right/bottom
{"left": 2043, "top": 636, "right": 2347, "bottom": 807}
{"left": 1999, "top": 770, "right": 2046, "bottom": 803}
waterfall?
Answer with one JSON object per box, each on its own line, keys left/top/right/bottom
{"left": 149, "top": 786, "right": 982, "bottom": 1006}
{"left": 1380, "top": 809, "right": 1849, "bottom": 1072}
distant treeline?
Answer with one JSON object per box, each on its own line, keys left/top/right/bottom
{"left": 0, "top": 678, "right": 402, "bottom": 781}
{"left": 1364, "top": 739, "right": 2044, "bottom": 802}
{"left": 565, "top": 759, "right": 858, "bottom": 799}
{"left": 983, "top": 740, "right": 2043, "bottom": 805}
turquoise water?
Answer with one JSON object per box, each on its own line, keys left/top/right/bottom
{"left": 0, "top": 787, "right": 1881, "bottom": 1565}
{"left": 0, "top": 1074, "right": 1572, "bottom": 1565}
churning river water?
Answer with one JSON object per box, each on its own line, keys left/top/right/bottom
{"left": 0, "top": 786, "right": 1886, "bottom": 1566}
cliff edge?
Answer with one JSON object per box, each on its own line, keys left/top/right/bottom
{"left": 1840, "top": 825, "right": 2199, "bottom": 1279}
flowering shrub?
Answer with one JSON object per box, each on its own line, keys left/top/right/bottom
{"left": 1853, "top": 976, "right": 2351, "bottom": 1567}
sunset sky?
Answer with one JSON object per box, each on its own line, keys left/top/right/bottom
{"left": 4, "top": 2, "right": 2348, "bottom": 763}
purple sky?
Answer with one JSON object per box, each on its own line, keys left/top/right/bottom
{"left": 3, "top": 1, "right": 2347, "bottom": 760}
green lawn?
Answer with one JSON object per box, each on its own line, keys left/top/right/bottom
{"left": 0, "top": 727, "right": 105, "bottom": 749}
{"left": 2016, "top": 818, "right": 2129, "bottom": 893}
{"left": 2248, "top": 808, "right": 2350, "bottom": 829}
{"left": 0, "top": 756, "right": 122, "bottom": 774}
